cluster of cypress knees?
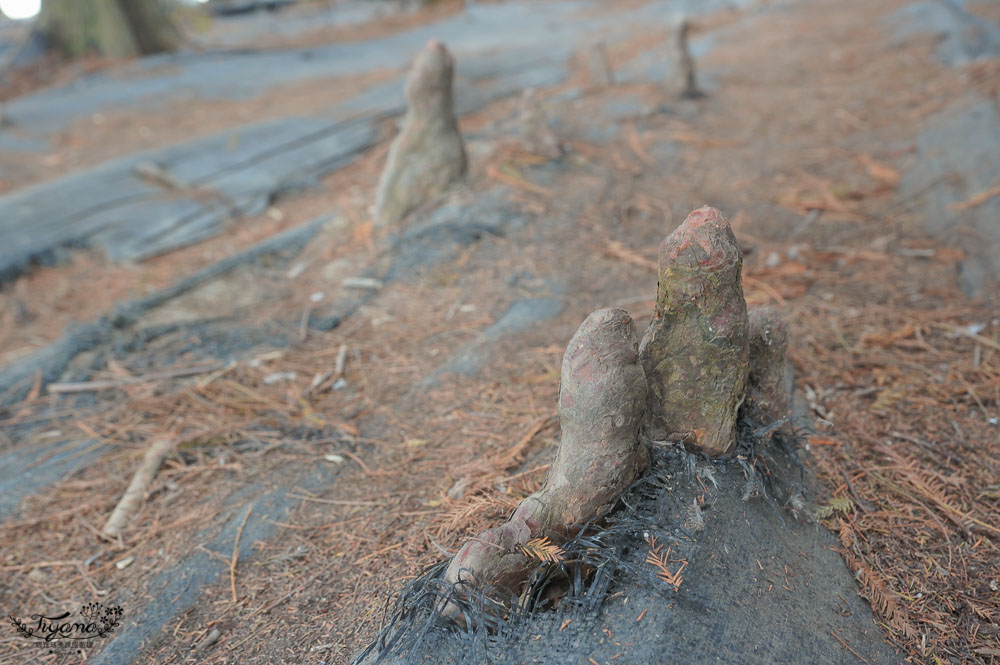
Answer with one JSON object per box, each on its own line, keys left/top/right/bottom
{"left": 372, "top": 36, "right": 789, "bottom": 623}
{"left": 374, "top": 17, "right": 699, "bottom": 230}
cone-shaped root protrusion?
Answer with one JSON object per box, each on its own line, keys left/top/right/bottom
{"left": 518, "top": 88, "right": 563, "bottom": 160}
{"left": 442, "top": 308, "right": 647, "bottom": 618}
{"left": 639, "top": 206, "right": 749, "bottom": 457}
{"left": 746, "top": 306, "right": 790, "bottom": 425}
{"left": 587, "top": 41, "right": 615, "bottom": 87}
{"left": 671, "top": 15, "right": 701, "bottom": 99}
{"left": 374, "top": 39, "right": 467, "bottom": 229}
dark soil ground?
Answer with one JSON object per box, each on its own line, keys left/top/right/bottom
{"left": 1, "top": 1, "right": 998, "bottom": 664}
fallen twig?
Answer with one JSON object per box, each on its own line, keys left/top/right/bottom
{"left": 829, "top": 629, "right": 870, "bottom": 664}
{"left": 286, "top": 493, "right": 382, "bottom": 507}
{"left": 335, "top": 344, "right": 349, "bottom": 376}
{"left": 930, "top": 322, "right": 1000, "bottom": 352}
{"left": 341, "top": 450, "right": 374, "bottom": 475}
{"left": 102, "top": 439, "right": 176, "bottom": 538}
{"left": 49, "top": 363, "right": 225, "bottom": 394}
{"left": 1, "top": 560, "right": 82, "bottom": 572}
{"left": 948, "top": 180, "right": 1000, "bottom": 212}
{"left": 194, "top": 628, "right": 222, "bottom": 653}
{"left": 839, "top": 469, "right": 874, "bottom": 513}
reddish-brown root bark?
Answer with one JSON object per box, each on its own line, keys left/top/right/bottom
{"left": 639, "top": 206, "right": 749, "bottom": 457}
{"left": 441, "top": 308, "right": 647, "bottom": 617}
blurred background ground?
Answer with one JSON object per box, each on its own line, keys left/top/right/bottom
{"left": 0, "top": 0, "right": 998, "bottom": 664}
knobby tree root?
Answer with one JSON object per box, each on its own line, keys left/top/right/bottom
{"left": 586, "top": 41, "right": 615, "bottom": 87}
{"left": 441, "top": 308, "right": 647, "bottom": 617}
{"left": 671, "top": 15, "right": 702, "bottom": 99}
{"left": 747, "top": 305, "right": 791, "bottom": 424}
{"left": 374, "top": 39, "right": 467, "bottom": 229}
{"left": 518, "top": 88, "right": 563, "bottom": 160}
{"left": 639, "top": 206, "right": 749, "bottom": 457}
{"left": 436, "top": 207, "right": 792, "bottom": 626}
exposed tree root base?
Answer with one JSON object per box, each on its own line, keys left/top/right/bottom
{"left": 354, "top": 416, "right": 818, "bottom": 665}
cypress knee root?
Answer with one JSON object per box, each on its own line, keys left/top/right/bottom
{"left": 374, "top": 39, "right": 467, "bottom": 229}
{"left": 671, "top": 15, "right": 701, "bottom": 99}
{"left": 747, "top": 306, "right": 790, "bottom": 424}
{"left": 586, "top": 41, "right": 615, "bottom": 87}
{"left": 519, "top": 88, "right": 562, "bottom": 160}
{"left": 442, "top": 308, "right": 647, "bottom": 616}
{"left": 639, "top": 206, "right": 749, "bottom": 457}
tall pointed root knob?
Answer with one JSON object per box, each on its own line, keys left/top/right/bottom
{"left": 671, "top": 15, "right": 701, "bottom": 99}
{"left": 587, "top": 41, "right": 615, "bottom": 87}
{"left": 374, "top": 39, "right": 467, "bottom": 229}
{"left": 639, "top": 206, "right": 749, "bottom": 457}
{"left": 519, "top": 88, "right": 562, "bottom": 160}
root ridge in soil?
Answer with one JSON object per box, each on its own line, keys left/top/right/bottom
{"left": 354, "top": 419, "right": 898, "bottom": 665}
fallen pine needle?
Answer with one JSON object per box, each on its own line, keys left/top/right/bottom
{"left": 490, "top": 412, "right": 555, "bottom": 469}
{"left": 519, "top": 536, "right": 564, "bottom": 564}
{"left": 644, "top": 534, "right": 686, "bottom": 591}
{"left": 498, "top": 463, "right": 551, "bottom": 484}
{"left": 196, "top": 361, "right": 237, "bottom": 388}
{"left": 930, "top": 322, "right": 1000, "bottom": 352}
{"left": 231, "top": 504, "right": 254, "bottom": 603}
{"left": 486, "top": 163, "right": 552, "bottom": 197}
{"left": 340, "top": 449, "right": 373, "bottom": 475}
{"left": 948, "top": 180, "right": 1000, "bottom": 211}
{"left": 601, "top": 240, "right": 657, "bottom": 271}
{"left": 829, "top": 629, "right": 870, "bottom": 664}
{"left": 627, "top": 124, "right": 654, "bottom": 166}
{"left": 670, "top": 130, "right": 743, "bottom": 149}
{"left": 806, "top": 435, "right": 841, "bottom": 447}
{"left": 355, "top": 541, "right": 404, "bottom": 565}
{"left": 743, "top": 276, "right": 787, "bottom": 305}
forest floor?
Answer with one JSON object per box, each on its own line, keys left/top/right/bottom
{"left": 1, "top": 0, "right": 998, "bottom": 664}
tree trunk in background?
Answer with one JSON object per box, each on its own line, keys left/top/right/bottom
{"left": 35, "top": 0, "right": 179, "bottom": 58}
